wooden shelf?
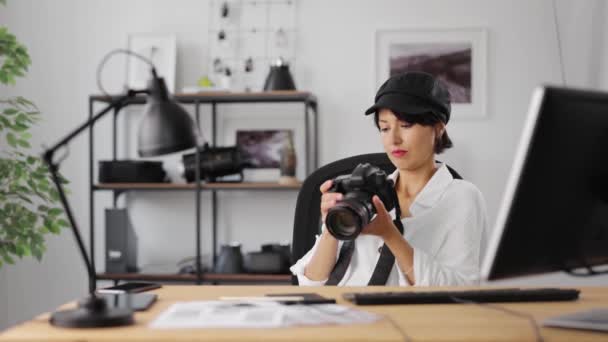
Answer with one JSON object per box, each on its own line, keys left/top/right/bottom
{"left": 97, "top": 272, "right": 292, "bottom": 283}
{"left": 94, "top": 181, "right": 302, "bottom": 191}
{"left": 90, "top": 91, "right": 317, "bottom": 105}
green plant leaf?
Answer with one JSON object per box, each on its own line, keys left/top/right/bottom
{"left": 13, "top": 123, "right": 29, "bottom": 132}
{"left": 32, "top": 248, "right": 43, "bottom": 261}
{"left": 17, "top": 139, "right": 30, "bottom": 148}
{"left": 6, "top": 132, "right": 17, "bottom": 147}
{"left": 3, "top": 108, "right": 18, "bottom": 115}
{"left": 0, "top": 18, "right": 70, "bottom": 269}
{"left": 47, "top": 208, "right": 63, "bottom": 217}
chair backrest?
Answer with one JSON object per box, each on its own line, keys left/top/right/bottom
{"left": 290, "top": 152, "right": 462, "bottom": 285}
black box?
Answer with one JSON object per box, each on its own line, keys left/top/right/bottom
{"left": 105, "top": 209, "right": 138, "bottom": 273}
{"left": 98, "top": 160, "right": 166, "bottom": 183}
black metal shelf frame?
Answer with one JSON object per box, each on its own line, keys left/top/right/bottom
{"left": 88, "top": 92, "right": 318, "bottom": 284}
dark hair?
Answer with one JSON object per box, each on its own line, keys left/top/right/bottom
{"left": 374, "top": 110, "right": 454, "bottom": 154}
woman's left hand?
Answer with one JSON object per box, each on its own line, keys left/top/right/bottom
{"left": 360, "top": 195, "right": 400, "bottom": 241}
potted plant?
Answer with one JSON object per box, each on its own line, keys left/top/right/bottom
{"left": 0, "top": 0, "right": 68, "bottom": 267}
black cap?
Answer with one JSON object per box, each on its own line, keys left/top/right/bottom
{"left": 364, "top": 71, "right": 451, "bottom": 123}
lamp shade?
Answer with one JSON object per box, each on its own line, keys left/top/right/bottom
{"left": 263, "top": 57, "right": 296, "bottom": 91}
{"left": 138, "top": 76, "right": 198, "bottom": 157}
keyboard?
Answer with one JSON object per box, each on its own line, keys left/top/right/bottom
{"left": 343, "top": 288, "right": 580, "bottom": 305}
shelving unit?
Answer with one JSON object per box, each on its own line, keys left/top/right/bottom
{"left": 89, "top": 91, "right": 317, "bottom": 285}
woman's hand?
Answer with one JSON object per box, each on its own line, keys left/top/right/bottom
{"left": 360, "top": 195, "right": 400, "bottom": 241}
{"left": 320, "top": 180, "right": 343, "bottom": 223}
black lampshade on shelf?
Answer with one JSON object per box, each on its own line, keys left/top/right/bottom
{"left": 138, "top": 75, "right": 198, "bottom": 157}
{"left": 263, "top": 57, "right": 296, "bottom": 91}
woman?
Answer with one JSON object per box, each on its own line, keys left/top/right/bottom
{"left": 291, "top": 71, "right": 487, "bottom": 286}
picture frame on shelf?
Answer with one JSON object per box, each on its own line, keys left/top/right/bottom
{"left": 376, "top": 28, "right": 487, "bottom": 119}
{"left": 232, "top": 129, "right": 297, "bottom": 182}
{"left": 127, "top": 33, "right": 177, "bottom": 92}
{"left": 237, "top": 129, "right": 291, "bottom": 169}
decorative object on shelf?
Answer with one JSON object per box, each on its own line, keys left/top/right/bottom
{"left": 243, "top": 242, "right": 291, "bottom": 274}
{"left": 127, "top": 33, "right": 177, "bottom": 93}
{"left": 98, "top": 160, "right": 166, "bottom": 183}
{"left": 236, "top": 129, "right": 291, "bottom": 168}
{"left": 375, "top": 28, "right": 487, "bottom": 119}
{"left": 214, "top": 242, "right": 244, "bottom": 274}
{"left": 42, "top": 48, "right": 200, "bottom": 328}
{"left": 218, "top": 66, "right": 232, "bottom": 90}
{"left": 279, "top": 130, "right": 297, "bottom": 185}
{"left": 176, "top": 255, "right": 211, "bottom": 275}
{"left": 263, "top": 57, "right": 296, "bottom": 91}
{"left": 212, "top": 57, "right": 224, "bottom": 73}
{"left": 208, "top": 0, "right": 297, "bottom": 91}
{"left": 243, "top": 56, "right": 255, "bottom": 92}
{"left": 182, "top": 143, "right": 246, "bottom": 182}
{"left": 244, "top": 56, "right": 254, "bottom": 73}
{"left": 198, "top": 75, "right": 214, "bottom": 87}
{"left": 275, "top": 27, "right": 288, "bottom": 48}
{"left": 220, "top": 1, "right": 229, "bottom": 18}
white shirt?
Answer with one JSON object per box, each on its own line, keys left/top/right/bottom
{"left": 290, "top": 163, "right": 488, "bottom": 286}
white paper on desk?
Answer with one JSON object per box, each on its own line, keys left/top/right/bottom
{"left": 282, "top": 304, "right": 382, "bottom": 326}
{"left": 149, "top": 301, "right": 285, "bottom": 329}
{"left": 149, "top": 301, "right": 382, "bottom": 329}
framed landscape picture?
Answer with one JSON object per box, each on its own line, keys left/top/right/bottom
{"left": 236, "top": 129, "right": 292, "bottom": 169}
{"left": 376, "top": 28, "right": 487, "bottom": 119}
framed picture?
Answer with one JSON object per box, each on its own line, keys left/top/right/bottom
{"left": 236, "top": 129, "right": 291, "bottom": 168}
{"left": 127, "top": 33, "right": 177, "bottom": 92}
{"left": 376, "top": 28, "right": 487, "bottom": 119}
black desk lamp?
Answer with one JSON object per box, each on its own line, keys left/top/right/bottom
{"left": 43, "top": 50, "right": 199, "bottom": 328}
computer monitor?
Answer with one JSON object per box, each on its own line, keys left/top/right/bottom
{"left": 482, "top": 86, "right": 608, "bottom": 281}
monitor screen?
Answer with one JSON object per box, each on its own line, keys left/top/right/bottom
{"left": 482, "top": 86, "right": 608, "bottom": 281}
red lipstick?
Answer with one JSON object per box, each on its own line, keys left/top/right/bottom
{"left": 391, "top": 149, "right": 408, "bottom": 157}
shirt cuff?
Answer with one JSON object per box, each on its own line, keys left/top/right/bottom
{"left": 394, "top": 248, "right": 417, "bottom": 286}
{"left": 289, "top": 263, "right": 327, "bottom": 286}
{"left": 411, "top": 246, "right": 428, "bottom": 286}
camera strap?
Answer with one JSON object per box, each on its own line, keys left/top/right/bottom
{"left": 325, "top": 240, "right": 355, "bottom": 285}
{"left": 367, "top": 217, "right": 404, "bottom": 285}
{"left": 326, "top": 187, "right": 404, "bottom": 286}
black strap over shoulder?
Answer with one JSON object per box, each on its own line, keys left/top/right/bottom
{"left": 325, "top": 240, "right": 354, "bottom": 285}
{"left": 367, "top": 217, "right": 404, "bottom": 285}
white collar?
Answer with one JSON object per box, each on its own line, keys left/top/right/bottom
{"left": 388, "top": 163, "right": 454, "bottom": 216}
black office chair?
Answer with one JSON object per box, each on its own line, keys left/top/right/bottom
{"left": 290, "top": 152, "right": 462, "bottom": 285}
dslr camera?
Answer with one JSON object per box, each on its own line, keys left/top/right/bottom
{"left": 325, "top": 163, "right": 396, "bottom": 240}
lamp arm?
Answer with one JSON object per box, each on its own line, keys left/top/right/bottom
{"left": 42, "top": 89, "right": 145, "bottom": 295}
{"left": 96, "top": 49, "right": 158, "bottom": 97}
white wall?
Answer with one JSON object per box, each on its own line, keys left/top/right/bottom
{"left": 1, "top": 0, "right": 607, "bottom": 330}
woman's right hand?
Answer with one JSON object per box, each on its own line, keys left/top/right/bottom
{"left": 320, "top": 180, "right": 343, "bottom": 223}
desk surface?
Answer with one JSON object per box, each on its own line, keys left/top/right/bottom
{"left": 1, "top": 286, "right": 607, "bottom": 342}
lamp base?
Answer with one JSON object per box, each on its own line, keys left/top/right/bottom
{"left": 50, "top": 295, "right": 134, "bottom": 328}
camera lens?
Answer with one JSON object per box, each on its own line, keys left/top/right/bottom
{"left": 326, "top": 200, "right": 371, "bottom": 240}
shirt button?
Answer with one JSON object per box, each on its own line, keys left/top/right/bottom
{"left": 378, "top": 246, "right": 383, "bottom": 253}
